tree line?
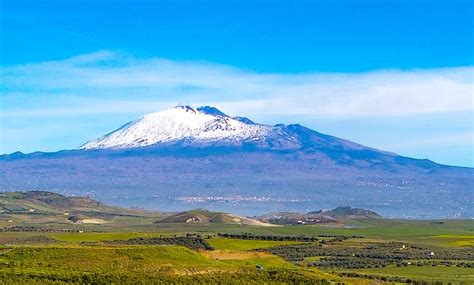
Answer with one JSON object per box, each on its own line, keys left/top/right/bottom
{"left": 84, "top": 235, "right": 214, "bottom": 250}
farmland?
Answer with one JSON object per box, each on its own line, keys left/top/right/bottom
{"left": 1, "top": 222, "right": 472, "bottom": 284}
{"left": 0, "top": 191, "right": 472, "bottom": 284}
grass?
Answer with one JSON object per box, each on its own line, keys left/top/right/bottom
{"left": 0, "top": 245, "right": 224, "bottom": 274}
{"left": 3, "top": 219, "right": 472, "bottom": 249}
{"left": 48, "top": 232, "right": 163, "bottom": 243}
{"left": 3, "top": 191, "right": 473, "bottom": 283}
{"left": 422, "top": 235, "right": 474, "bottom": 247}
{"left": 340, "top": 265, "right": 474, "bottom": 283}
{"left": 207, "top": 237, "right": 306, "bottom": 250}
{"left": 0, "top": 245, "right": 336, "bottom": 284}
{"left": 152, "top": 219, "right": 472, "bottom": 236}
{"left": 1, "top": 199, "right": 473, "bottom": 284}
{"left": 304, "top": 256, "right": 323, "bottom": 262}
{"left": 0, "top": 223, "right": 472, "bottom": 284}
{"left": 200, "top": 250, "right": 296, "bottom": 269}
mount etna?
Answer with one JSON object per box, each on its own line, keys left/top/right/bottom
{"left": 1, "top": 105, "right": 472, "bottom": 218}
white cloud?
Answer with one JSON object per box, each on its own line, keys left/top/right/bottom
{"left": 1, "top": 51, "right": 473, "bottom": 119}
{"left": 383, "top": 131, "right": 474, "bottom": 149}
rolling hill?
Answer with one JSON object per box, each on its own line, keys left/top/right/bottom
{"left": 0, "top": 191, "right": 160, "bottom": 227}
{"left": 0, "top": 191, "right": 272, "bottom": 228}
{"left": 156, "top": 209, "right": 275, "bottom": 226}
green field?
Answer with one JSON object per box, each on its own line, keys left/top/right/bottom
{"left": 340, "top": 265, "right": 474, "bottom": 283}
{"left": 208, "top": 237, "right": 305, "bottom": 250}
{"left": 1, "top": 191, "right": 473, "bottom": 284}
{"left": 1, "top": 222, "right": 472, "bottom": 284}
{"left": 0, "top": 243, "right": 332, "bottom": 284}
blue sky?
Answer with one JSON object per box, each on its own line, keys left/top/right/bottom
{"left": 1, "top": 0, "right": 473, "bottom": 167}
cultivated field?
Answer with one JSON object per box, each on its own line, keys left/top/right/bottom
{"left": 0, "top": 192, "right": 472, "bottom": 284}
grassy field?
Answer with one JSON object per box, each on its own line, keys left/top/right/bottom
{"left": 419, "top": 234, "right": 474, "bottom": 247}
{"left": 208, "top": 237, "right": 305, "bottom": 250}
{"left": 0, "top": 222, "right": 472, "bottom": 284}
{"left": 0, "top": 244, "right": 334, "bottom": 284}
{"left": 3, "top": 219, "right": 472, "bottom": 248}
{"left": 339, "top": 265, "right": 474, "bottom": 283}
{"left": 1, "top": 192, "right": 472, "bottom": 284}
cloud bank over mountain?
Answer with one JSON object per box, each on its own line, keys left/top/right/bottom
{"left": 3, "top": 51, "right": 472, "bottom": 118}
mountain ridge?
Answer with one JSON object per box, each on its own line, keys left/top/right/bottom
{"left": 80, "top": 105, "right": 276, "bottom": 150}
{"left": 2, "top": 105, "right": 468, "bottom": 171}
{"left": 79, "top": 105, "right": 397, "bottom": 156}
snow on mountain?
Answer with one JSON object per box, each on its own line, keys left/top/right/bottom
{"left": 4, "top": 106, "right": 473, "bottom": 219}
{"left": 80, "top": 105, "right": 274, "bottom": 149}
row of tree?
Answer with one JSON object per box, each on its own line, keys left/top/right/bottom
{"left": 86, "top": 236, "right": 214, "bottom": 250}
{"left": 260, "top": 242, "right": 473, "bottom": 265}
{"left": 0, "top": 226, "right": 79, "bottom": 233}
{"left": 338, "top": 272, "right": 449, "bottom": 285}
{"left": 217, "top": 232, "right": 320, "bottom": 242}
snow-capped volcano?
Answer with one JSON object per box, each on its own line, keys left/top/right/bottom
{"left": 3, "top": 106, "right": 473, "bottom": 219}
{"left": 80, "top": 105, "right": 277, "bottom": 149}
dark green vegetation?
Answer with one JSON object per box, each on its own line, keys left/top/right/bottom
{"left": 88, "top": 235, "right": 214, "bottom": 250}
{"left": 0, "top": 191, "right": 473, "bottom": 284}
{"left": 261, "top": 242, "right": 473, "bottom": 267}
{"left": 217, "top": 232, "right": 320, "bottom": 242}
{"left": 326, "top": 206, "right": 381, "bottom": 218}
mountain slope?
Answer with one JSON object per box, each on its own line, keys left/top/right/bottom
{"left": 80, "top": 105, "right": 275, "bottom": 149}
{"left": 79, "top": 105, "right": 453, "bottom": 173}
{"left": 1, "top": 106, "right": 473, "bottom": 219}
{"left": 80, "top": 105, "right": 383, "bottom": 153}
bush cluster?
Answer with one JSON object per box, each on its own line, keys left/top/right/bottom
{"left": 259, "top": 241, "right": 473, "bottom": 269}
{"left": 86, "top": 235, "right": 214, "bottom": 250}
{"left": 217, "top": 232, "right": 319, "bottom": 242}
{"left": 0, "top": 226, "right": 78, "bottom": 233}
{"left": 338, "top": 272, "right": 449, "bottom": 284}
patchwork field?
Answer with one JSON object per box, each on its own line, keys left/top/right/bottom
{"left": 0, "top": 192, "right": 472, "bottom": 284}
{"left": 1, "top": 222, "right": 472, "bottom": 284}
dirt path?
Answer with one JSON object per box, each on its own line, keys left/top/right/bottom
{"left": 0, "top": 248, "right": 13, "bottom": 255}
